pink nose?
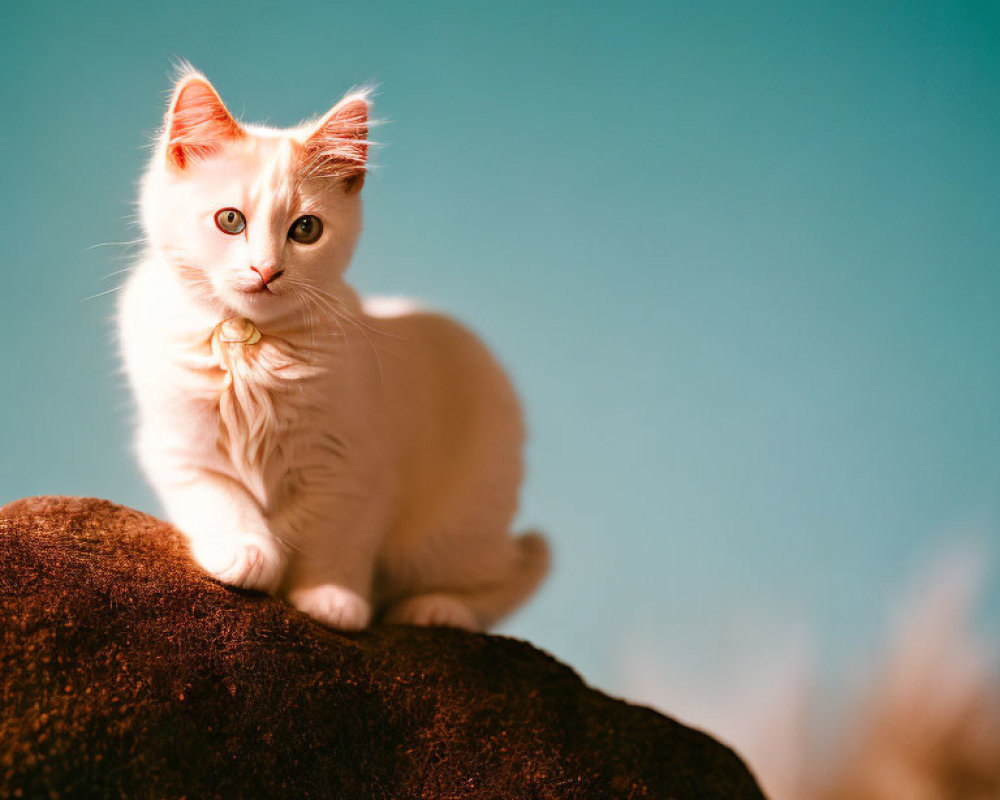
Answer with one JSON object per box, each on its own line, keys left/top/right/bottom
{"left": 251, "top": 265, "right": 284, "bottom": 285}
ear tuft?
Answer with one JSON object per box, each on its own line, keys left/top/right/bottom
{"left": 165, "top": 73, "right": 243, "bottom": 170}
{"left": 301, "top": 92, "right": 371, "bottom": 191}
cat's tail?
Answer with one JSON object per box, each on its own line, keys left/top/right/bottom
{"left": 468, "top": 531, "right": 551, "bottom": 629}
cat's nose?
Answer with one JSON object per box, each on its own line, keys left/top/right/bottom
{"left": 251, "top": 265, "right": 285, "bottom": 285}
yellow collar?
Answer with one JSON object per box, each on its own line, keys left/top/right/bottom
{"left": 216, "top": 317, "right": 261, "bottom": 345}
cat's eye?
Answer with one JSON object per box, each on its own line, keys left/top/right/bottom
{"left": 289, "top": 215, "right": 323, "bottom": 245}
{"left": 215, "top": 208, "right": 246, "bottom": 235}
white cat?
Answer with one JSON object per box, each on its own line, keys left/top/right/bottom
{"left": 118, "top": 69, "right": 549, "bottom": 631}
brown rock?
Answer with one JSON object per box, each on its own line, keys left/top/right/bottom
{"left": 0, "top": 496, "right": 765, "bottom": 799}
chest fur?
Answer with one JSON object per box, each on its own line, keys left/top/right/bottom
{"left": 209, "top": 323, "right": 324, "bottom": 506}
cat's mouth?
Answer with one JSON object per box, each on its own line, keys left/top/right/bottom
{"left": 234, "top": 283, "right": 275, "bottom": 296}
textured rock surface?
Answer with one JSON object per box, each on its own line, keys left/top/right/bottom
{"left": 0, "top": 496, "right": 765, "bottom": 799}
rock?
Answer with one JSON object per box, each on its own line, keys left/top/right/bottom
{"left": 0, "top": 496, "right": 765, "bottom": 799}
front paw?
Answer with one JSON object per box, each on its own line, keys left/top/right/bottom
{"left": 191, "top": 535, "right": 286, "bottom": 593}
{"left": 287, "top": 584, "right": 372, "bottom": 631}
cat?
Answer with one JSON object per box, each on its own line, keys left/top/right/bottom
{"left": 118, "top": 68, "right": 549, "bottom": 631}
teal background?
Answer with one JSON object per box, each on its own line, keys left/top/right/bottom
{"left": 2, "top": 1, "right": 998, "bottom": 709}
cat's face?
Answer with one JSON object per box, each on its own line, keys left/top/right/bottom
{"left": 140, "top": 71, "right": 369, "bottom": 324}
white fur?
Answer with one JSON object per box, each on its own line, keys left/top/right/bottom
{"left": 119, "top": 71, "right": 548, "bottom": 630}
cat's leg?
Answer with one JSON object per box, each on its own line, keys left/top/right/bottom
{"left": 286, "top": 582, "right": 372, "bottom": 631}
{"left": 148, "top": 462, "right": 289, "bottom": 593}
{"left": 282, "top": 493, "right": 384, "bottom": 631}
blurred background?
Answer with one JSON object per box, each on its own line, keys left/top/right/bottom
{"left": 2, "top": 1, "right": 998, "bottom": 785}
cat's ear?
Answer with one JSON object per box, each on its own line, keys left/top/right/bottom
{"left": 301, "top": 93, "right": 370, "bottom": 192}
{"left": 164, "top": 73, "right": 243, "bottom": 170}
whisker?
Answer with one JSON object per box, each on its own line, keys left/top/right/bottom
{"left": 310, "top": 292, "right": 354, "bottom": 366}
{"left": 85, "top": 238, "right": 144, "bottom": 252}
{"left": 295, "top": 285, "right": 383, "bottom": 382}
{"left": 82, "top": 285, "right": 125, "bottom": 302}
{"left": 297, "top": 295, "right": 316, "bottom": 354}
{"left": 99, "top": 267, "right": 135, "bottom": 283}
{"left": 289, "top": 284, "right": 359, "bottom": 368}
{"left": 296, "top": 284, "right": 401, "bottom": 340}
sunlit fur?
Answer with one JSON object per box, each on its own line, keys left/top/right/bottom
{"left": 119, "top": 69, "right": 549, "bottom": 631}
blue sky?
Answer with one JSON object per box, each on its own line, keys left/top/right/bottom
{"left": 2, "top": 1, "right": 997, "bottom": 705}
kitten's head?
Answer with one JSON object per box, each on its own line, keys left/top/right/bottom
{"left": 140, "top": 68, "right": 370, "bottom": 323}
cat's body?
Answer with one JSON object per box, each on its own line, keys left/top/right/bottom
{"left": 119, "top": 70, "right": 548, "bottom": 630}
